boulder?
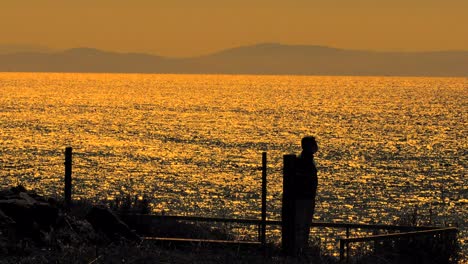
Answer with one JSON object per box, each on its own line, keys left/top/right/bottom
{"left": 32, "top": 202, "right": 59, "bottom": 230}
{"left": 0, "top": 199, "right": 36, "bottom": 239}
{"left": 19, "top": 192, "right": 37, "bottom": 205}
{"left": 10, "top": 185, "right": 27, "bottom": 194}
{"left": 86, "top": 206, "right": 140, "bottom": 242}
{"left": 0, "top": 209, "right": 16, "bottom": 240}
{"left": 0, "top": 189, "right": 14, "bottom": 200}
{"left": 0, "top": 197, "right": 58, "bottom": 240}
{"left": 0, "top": 208, "right": 15, "bottom": 226}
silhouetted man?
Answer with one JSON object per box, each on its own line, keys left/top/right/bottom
{"left": 295, "top": 136, "right": 319, "bottom": 251}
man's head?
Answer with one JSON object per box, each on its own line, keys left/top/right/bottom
{"left": 301, "top": 136, "right": 318, "bottom": 154}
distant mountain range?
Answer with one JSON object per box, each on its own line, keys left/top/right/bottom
{"left": 0, "top": 44, "right": 54, "bottom": 55}
{"left": 1, "top": 43, "right": 467, "bottom": 77}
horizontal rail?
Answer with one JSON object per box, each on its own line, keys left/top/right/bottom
{"left": 309, "top": 222, "right": 434, "bottom": 231}
{"left": 123, "top": 213, "right": 458, "bottom": 262}
{"left": 144, "top": 237, "right": 261, "bottom": 245}
{"left": 339, "top": 227, "right": 458, "bottom": 262}
{"left": 120, "top": 214, "right": 437, "bottom": 231}
{"left": 341, "top": 227, "right": 458, "bottom": 243}
{"left": 121, "top": 214, "right": 271, "bottom": 225}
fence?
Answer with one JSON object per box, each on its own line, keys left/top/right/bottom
{"left": 61, "top": 147, "right": 459, "bottom": 262}
{"left": 339, "top": 227, "right": 458, "bottom": 263}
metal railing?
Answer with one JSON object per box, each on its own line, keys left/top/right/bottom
{"left": 339, "top": 227, "right": 458, "bottom": 263}
{"left": 60, "top": 148, "right": 459, "bottom": 261}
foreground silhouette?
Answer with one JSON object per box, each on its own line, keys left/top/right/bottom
{"left": 295, "top": 136, "right": 319, "bottom": 251}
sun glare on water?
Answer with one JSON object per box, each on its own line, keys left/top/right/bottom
{"left": 0, "top": 72, "right": 466, "bottom": 249}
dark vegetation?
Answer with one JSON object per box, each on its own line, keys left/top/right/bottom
{"left": 0, "top": 185, "right": 461, "bottom": 263}
{"left": 0, "top": 185, "right": 332, "bottom": 263}
{"left": 346, "top": 208, "right": 461, "bottom": 264}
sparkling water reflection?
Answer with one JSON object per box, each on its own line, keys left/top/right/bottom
{"left": 0, "top": 73, "right": 466, "bottom": 252}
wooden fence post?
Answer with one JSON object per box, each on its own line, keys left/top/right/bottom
{"left": 261, "top": 152, "right": 267, "bottom": 245}
{"left": 64, "top": 147, "right": 72, "bottom": 209}
{"left": 282, "top": 154, "right": 296, "bottom": 255}
{"left": 340, "top": 240, "right": 345, "bottom": 262}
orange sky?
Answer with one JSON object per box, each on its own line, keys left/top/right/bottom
{"left": 1, "top": 0, "right": 467, "bottom": 57}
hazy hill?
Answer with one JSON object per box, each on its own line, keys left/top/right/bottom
{"left": 0, "top": 48, "right": 173, "bottom": 73}
{"left": 0, "top": 43, "right": 467, "bottom": 77}
{"left": 0, "top": 44, "right": 54, "bottom": 54}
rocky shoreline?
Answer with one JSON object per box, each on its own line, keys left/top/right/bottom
{"left": 0, "top": 186, "right": 288, "bottom": 264}
{"left": 1, "top": 185, "right": 141, "bottom": 247}
{"left": 1, "top": 186, "right": 460, "bottom": 264}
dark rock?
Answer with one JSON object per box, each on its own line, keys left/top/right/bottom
{"left": 0, "top": 209, "right": 16, "bottom": 241}
{"left": 0, "top": 199, "right": 36, "bottom": 239}
{"left": 0, "top": 199, "right": 33, "bottom": 219}
{"left": 86, "top": 206, "right": 140, "bottom": 242}
{"left": 0, "top": 197, "right": 59, "bottom": 241}
{"left": 32, "top": 202, "right": 59, "bottom": 230}
{"left": 10, "top": 185, "right": 27, "bottom": 194}
{"left": 0, "top": 189, "right": 15, "bottom": 200}
{"left": 0, "top": 208, "right": 15, "bottom": 226}
{"left": 0, "top": 190, "right": 12, "bottom": 200}
{"left": 47, "top": 197, "right": 58, "bottom": 207}
{"left": 1, "top": 186, "right": 46, "bottom": 202}
{"left": 19, "top": 192, "right": 37, "bottom": 205}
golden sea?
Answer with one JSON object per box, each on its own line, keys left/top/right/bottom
{"left": 0, "top": 73, "right": 466, "bottom": 250}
